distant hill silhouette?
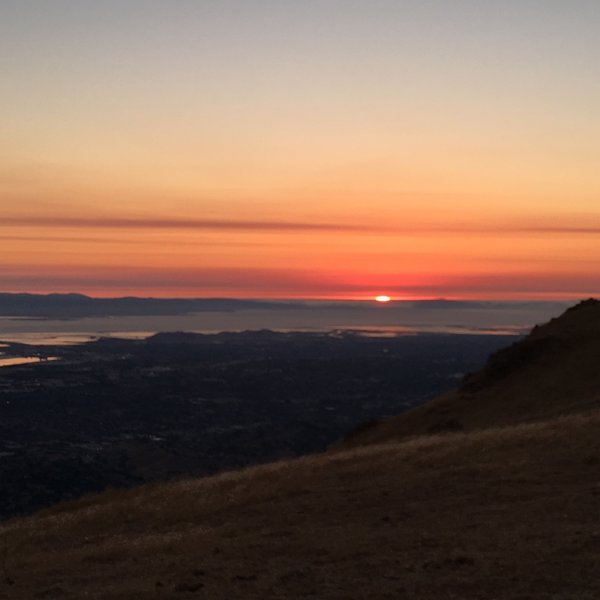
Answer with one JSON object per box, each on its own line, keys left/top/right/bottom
{"left": 0, "top": 293, "right": 299, "bottom": 318}
{"left": 1, "top": 300, "right": 598, "bottom": 599}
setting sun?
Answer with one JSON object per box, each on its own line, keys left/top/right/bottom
{"left": 375, "top": 295, "right": 392, "bottom": 303}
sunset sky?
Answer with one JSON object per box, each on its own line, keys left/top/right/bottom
{"left": 2, "top": 1, "right": 599, "bottom": 299}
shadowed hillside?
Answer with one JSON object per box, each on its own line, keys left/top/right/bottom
{"left": 0, "top": 301, "right": 599, "bottom": 599}
{"left": 1, "top": 413, "right": 598, "bottom": 599}
{"left": 339, "top": 299, "right": 600, "bottom": 448}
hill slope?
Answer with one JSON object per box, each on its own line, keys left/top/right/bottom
{"left": 0, "top": 301, "right": 599, "bottom": 599}
{"left": 1, "top": 412, "right": 599, "bottom": 600}
{"left": 340, "top": 299, "right": 600, "bottom": 448}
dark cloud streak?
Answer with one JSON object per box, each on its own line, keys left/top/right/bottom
{"left": 2, "top": 216, "right": 600, "bottom": 235}
{"left": 1, "top": 216, "right": 371, "bottom": 233}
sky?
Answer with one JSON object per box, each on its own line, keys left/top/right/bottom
{"left": 1, "top": 1, "right": 599, "bottom": 299}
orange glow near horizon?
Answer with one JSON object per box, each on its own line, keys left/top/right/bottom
{"left": 1, "top": 4, "right": 600, "bottom": 301}
{"left": 1, "top": 213, "right": 600, "bottom": 300}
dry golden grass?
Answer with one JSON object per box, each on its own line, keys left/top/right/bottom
{"left": 1, "top": 410, "right": 599, "bottom": 599}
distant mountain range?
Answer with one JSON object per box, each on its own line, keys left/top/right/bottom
{"left": 1, "top": 299, "right": 598, "bottom": 598}
{"left": 0, "top": 292, "right": 569, "bottom": 319}
{"left": 0, "top": 293, "right": 299, "bottom": 318}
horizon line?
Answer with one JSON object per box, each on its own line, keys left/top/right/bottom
{"left": 0, "top": 291, "right": 583, "bottom": 303}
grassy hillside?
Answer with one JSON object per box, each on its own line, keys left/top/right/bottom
{"left": 339, "top": 299, "right": 600, "bottom": 448}
{"left": 1, "top": 301, "right": 598, "bottom": 599}
{"left": 1, "top": 411, "right": 598, "bottom": 599}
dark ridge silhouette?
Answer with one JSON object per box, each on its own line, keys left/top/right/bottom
{"left": 338, "top": 298, "right": 600, "bottom": 448}
{"left": 564, "top": 297, "right": 600, "bottom": 312}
